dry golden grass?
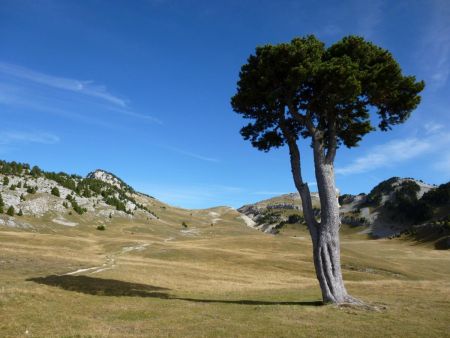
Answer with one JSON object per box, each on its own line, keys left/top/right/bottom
{"left": 1, "top": 207, "right": 449, "bottom": 337}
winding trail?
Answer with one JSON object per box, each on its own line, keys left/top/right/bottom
{"left": 63, "top": 243, "right": 150, "bottom": 276}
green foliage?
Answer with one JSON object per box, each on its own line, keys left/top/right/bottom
{"left": 0, "top": 160, "right": 29, "bottom": 176}
{"left": 384, "top": 181, "right": 449, "bottom": 224}
{"left": 20, "top": 194, "right": 25, "bottom": 201}
{"left": 422, "top": 182, "right": 450, "bottom": 206}
{"left": 17, "top": 209, "right": 23, "bottom": 216}
{"left": 30, "top": 165, "right": 42, "bottom": 177}
{"left": 7, "top": 206, "right": 15, "bottom": 216}
{"left": 0, "top": 193, "right": 4, "bottom": 213}
{"left": 71, "top": 201, "right": 87, "bottom": 215}
{"left": 96, "top": 224, "right": 106, "bottom": 231}
{"left": 231, "top": 35, "right": 424, "bottom": 152}
{"left": 65, "top": 195, "right": 86, "bottom": 215}
{"left": 182, "top": 221, "right": 188, "bottom": 228}
{"left": 9, "top": 184, "right": 16, "bottom": 191}
{"left": 51, "top": 187, "right": 60, "bottom": 197}
{"left": 44, "top": 172, "right": 77, "bottom": 191}
{"left": 287, "top": 214, "right": 304, "bottom": 224}
{"left": 104, "top": 196, "right": 127, "bottom": 212}
{"left": 256, "top": 212, "right": 282, "bottom": 225}
{"left": 365, "top": 177, "right": 400, "bottom": 206}
{"left": 0, "top": 159, "right": 158, "bottom": 218}
{"left": 27, "top": 186, "right": 37, "bottom": 194}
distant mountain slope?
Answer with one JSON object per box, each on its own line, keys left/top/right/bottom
{"left": 1, "top": 159, "right": 448, "bottom": 249}
{"left": 238, "top": 177, "right": 450, "bottom": 249}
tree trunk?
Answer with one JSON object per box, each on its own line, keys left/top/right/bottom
{"left": 310, "top": 133, "right": 358, "bottom": 304}
{"left": 285, "top": 128, "right": 356, "bottom": 304}
{"left": 312, "top": 161, "right": 349, "bottom": 303}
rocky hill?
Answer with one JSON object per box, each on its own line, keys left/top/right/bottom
{"left": 0, "top": 159, "right": 253, "bottom": 235}
{"left": 1, "top": 159, "right": 448, "bottom": 249}
{"left": 0, "top": 160, "right": 169, "bottom": 230}
{"left": 238, "top": 177, "right": 450, "bottom": 248}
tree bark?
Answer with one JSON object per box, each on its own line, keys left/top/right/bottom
{"left": 284, "top": 124, "right": 354, "bottom": 304}
{"left": 310, "top": 135, "right": 353, "bottom": 303}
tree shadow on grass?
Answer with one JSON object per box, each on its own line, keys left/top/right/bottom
{"left": 27, "top": 274, "right": 322, "bottom": 306}
{"left": 27, "top": 275, "right": 171, "bottom": 298}
{"left": 173, "top": 298, "right": 322, "bottom": 306}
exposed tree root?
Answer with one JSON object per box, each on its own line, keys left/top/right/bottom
{"left": 333, "top": 296, "right": 388, "bottom": 312}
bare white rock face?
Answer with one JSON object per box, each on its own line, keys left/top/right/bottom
{"left": 87, "top": 170, "right": 125, "bottom": 190}
{"left": 0, "top": 170, "right": 157, "bottom": 222}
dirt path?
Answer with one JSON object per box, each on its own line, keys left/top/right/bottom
{"left": 63, "top": 243, "right": 150, "bottom": 276}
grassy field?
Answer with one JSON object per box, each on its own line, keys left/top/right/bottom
{"left": 0, "top": 206, "right": 449, "bottom": 337}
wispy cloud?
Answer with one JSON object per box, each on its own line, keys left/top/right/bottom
{"left": 0, "top": 62, "right": 161, "bottom": 124}
{"left": 0, "top": 131, "right": 60, "bottom": 145}
{"left": 0, "top": 62, "right": 126, "bottom": 107}
{"left": 336, "top": 123, "right": 450, "bottom": 175}
{"left": 418, "top": 0, "right": 450, "bottom": 89}
{"left": 165, "top": 146, "right": 219, "bottom": 163}
{"left": 424, "top": 122, "right": 444, "bottom": 134}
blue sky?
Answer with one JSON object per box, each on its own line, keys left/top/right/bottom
{"left": 0, "top": 0, "right": 449, "bottom": 208}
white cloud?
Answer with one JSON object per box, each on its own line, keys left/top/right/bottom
{"left": 424, "top": 122, "right": 444, "bottom": 134}
{"left": 336, "top": 124, "right": 450, "bottom": 175}
{"left": 165, "top": 146, "right": 219, "bottom": 163}
{"left": 0, "top": 63, "right": 161, "bottom": 124}
{"left": 0, "top": 62, "right": 127, "bottom": 107}
{"left": 0, "top": 131, "right": 60, "bottom": 145}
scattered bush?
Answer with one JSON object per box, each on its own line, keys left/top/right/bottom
{"left": 97, "top": 224, "right": 106, "bottom": 231}
{"left": 51, "top": 187, "right": 60, "bottom": 197}
{"left": 6, "top": 206, "right": 15, "bottom": 216}
{"left": 27, "top": 186, "right": 37, "bottom": 194}
{"left": 287, "top": 214, "right": 304, "bottom": 224}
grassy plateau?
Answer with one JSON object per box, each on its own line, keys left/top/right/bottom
{"left": 0, "top": 205, "right": 449, "bottom": 337}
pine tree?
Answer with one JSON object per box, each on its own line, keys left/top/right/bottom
{"left": 3, "top": 176, "right": 9, "bottom": 186}
{"left": 7, "top": 206, "right": 14, "bottom": 216}
{"left": 17, "top": 209, "right": 23, "bottom": 216}
{"left": 51, "top": 187, "right": 60, "bottom": 197}
{"left": 0, "top": 193, "right": 4, "bottom": 214}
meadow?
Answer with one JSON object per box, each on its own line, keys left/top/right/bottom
{"left": 1, "top": 207, "right": 449, "bottom": 337}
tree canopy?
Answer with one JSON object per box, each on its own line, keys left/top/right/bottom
{"left": 231, "top": 35, "right": 424, "bottom": 157}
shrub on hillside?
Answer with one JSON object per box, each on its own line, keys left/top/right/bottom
{"left": 51, "top": 187, "right": 60, "bottom": 197}
{"left": 422, "top": 182, "right": 450, "bottom": 206}
{"left": 7, "top": 206, "right": 14, "bottom": 216}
